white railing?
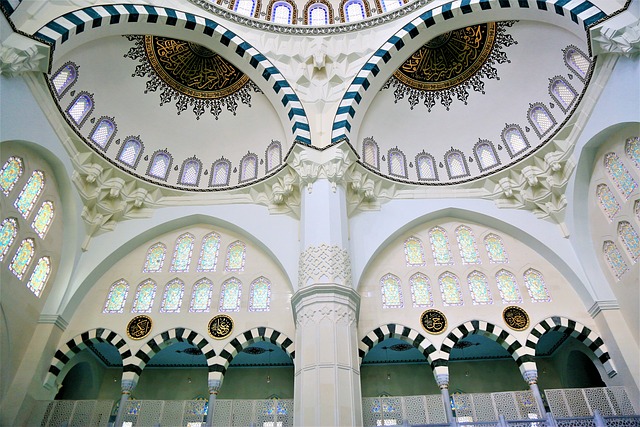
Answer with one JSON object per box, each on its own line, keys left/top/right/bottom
{"left": 210, "top": 399, "right": 293, "bottom": 427}
{"left": 545, "top": 387, "right": 636, "bottom": 418}
{"left": 122, "top": 399, "right": 207, "bottom": 426}
{"left": 30, "top": 399, "right": 115, "bottom": 427}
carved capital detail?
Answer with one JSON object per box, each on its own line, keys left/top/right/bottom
{"left": 0, "top": 33, "right": 49, "bottom": 77}
{"left": 522, "top": 369, "right": 538, "bottom": 385}
{"left": 298, "top": 244, "right": 352, "bottom": 288}
{"left": 295, "top": 304, "right": 357, "bottom": 327}
{"left": 208, "top": 379, "right": 222, "bottom": 394}
{"left": 436, "top": 374, "right": 450, "bottom": 389}
{"left": 121, "top": 379, "right": 136, "bottom": 394}
{"left": 591, "top": 18, "right": 640, "bottom": 57}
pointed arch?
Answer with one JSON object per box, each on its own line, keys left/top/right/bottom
{"left": 89, "top": 117, "right": 117, "bottom": 151}
{"left": 179, "top": 157, "right": 202, "bottom": 187}
{"left": 358, "top": 323, "right": 437, "bottom": 366}
{"left": 146, "top": 150, "right": 173, "bottom": 181}
{"left": 0, "top": 155, "right": 23, "bottom": 196}
{"left": 50, "top": 61, "right": 78, "bottom": 98}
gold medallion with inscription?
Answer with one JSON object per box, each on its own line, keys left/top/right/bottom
{"left": 208, "top": 314, "right": 234, "bottom": 340}
{"left": 420, "top": 309, "right": 447, "bottom": 335}
{"left": 503, "top": 306, "right": 530, "bottom": 331}
{"left": 126, "top": 315, "right": 153, "bottom": 340}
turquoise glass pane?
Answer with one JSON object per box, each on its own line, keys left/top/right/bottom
{"left": 439, "top": 272, "right": 462, "bottom": 306}
{"left": 161, "top": 280, "right": 184, "bottom": 313}
{"left": 249, "top": 277, "right": 270, "bottom": 311}
{"left": 404, "top": 237, "right": 425, "bottom": 265}
{"left": 103, "top": 281, "right": 129, "bottom": 313}
{"left": 171, "top": 234, "right": 194, "bottom": 272}
{"left": 226, "top": 241, "right": 245, "bottom": 271}
{"left": 1, "top": 156, "right": 23, "bottom": 196}
{"left": 605, "top": 153, "right": 638, "bottom": 199}
{"left": 32, "top": 201, "right": 54, "bottom": 238}
{"left": 198, "top": 233, "right": 220, "bottom": 272}
{"left": 220, "top": 279, "right": 241, "bottom": 311}
{"left": 618, "top": 222, "right": 639, "bottom": 261}
{"left": 143, "top": 244, "right": 166, "bottom": 272}
{"left": 457, "top": 226, "right": 480, "bottom": 264}
{"left": 524, "top": 269, "right": 551, "bottom": 302}
{"left": 496, "top": 270, "right": 521, "bottom": 303}
{"left": 430, "top": 227, "right": 453, "bottom": 265}
{"left": 468, "top": 271, "right": 492, "bottom": 304}
{"left": 0, "top": 218, "right": 18, "bottom": 262}
{"left": 381, "top": 274, "right": 403, "bottom": 308}
{"left": 26, "top": 257, "right": 51, "bottom": 297}
{"left": 190, "top": 281, "right": 212, "bottom": 312}
{"left": 596, "top": 184, "right": 620, "bottom": 221}
{"left": 10, "top": 239, "right": 34, "bottom": 280}
{"left": 14, "top": 171, "right": 44, "bottom": 218}
{"left": 484, "top": 234, "right": 508, "bottom": 263}
{"left": 410, "top": 273, "right": 432, "bottom": 307}
{"left": 132, "top": 281, "right": 156, "bottom": 313}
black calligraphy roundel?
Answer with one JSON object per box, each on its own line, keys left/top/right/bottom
{"left": 208, "top": 314, "right": 234, "bottom": 340}
{"left": 502, "top": 306, "right": 530, "bottom": 331}
{"left": 420, "top": 309, "right": 447, "bottom": 335}
{"left": 127, "top": 315, "right": 153, "bottom": 340}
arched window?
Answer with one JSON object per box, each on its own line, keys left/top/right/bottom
{"left": 636, "top": 200, "right": 640, "bottom": 223}
{"left": 523, "top": 269, "right": 551, "bottom": 302}
{"left": 211, "top": 158, "right": 231, "bottom": 187}
{"left": 344, "top": 0, "right": 366, "bottom": 22}
{"left": 445, "top": 150, "right": 469, "bottom": 179}
{"left": 266, "top": 141, "right": 282, "bottom": 173}
{"left": 117, "top": 137, "right": 143, "bottom": 168}
{"left": 197, "top": 232, "right": 221, "bottom": 272}
{"left": 0, "top": 218, "right": 18, "bottom": 262}
{"left": 190, "top": 279, "right": 213, "bottom": 312}
{"left": 32, "top": 201, "right": 54, "bottom": 238}
{"left": 9, "top": 238, "right": 35, "bottom": 280}
{"left": 429, "top": 226, "right": 453, "bottom": 266}
{"left": 468, "top": 271, "right": 492, "bottom": 305}
{"left": 249, "top": 276, "right": 271, "bottom": 312}
{"left": 26, "top": 257, "right": 51, "bottom": 297}
{"left": 439, "top": 272, "right": 463, "bottom": 306}
{"left": 90, "top": 118, "right": 116, "bottom": 150}
{"left": 14, "top": 170, "right": 44, "bottom": 219}
{"left": 549, "top": 77, "right": 576, "bottom": 111}
{"left": 1, "top": 156, "right": 23, "bottom": 196}
{"left": 416, "top": 152, "right": 437, "bottom": 181}
{"left": 456, "top": 225, "right": 480, "bottom": 265}
{"left": 603, "top": 241, "right": 628, "bottom": 279}
{"left": 170, "top": 233, "right": 195, "bottom": 272}
{"left": 410, "top": 273, "right": 432, "bottom": 308}
{"left": 271, "top": 1, "right": 295, "bottom": 24}
{"left": 528, "top": 104, "right": 555, "bottom": 138}
{"left": 605, "top": 153, "right": 638, "bottom": 199}
{"left": 618, "top": 221, "right": 639, "bottom": 262}
{"left": 380, "top": 273, "right": 403, "bottom": 309}
{"left": 404, "top": 236, "right": 426, "bottom": 266}
{"left": 625, "top": 136, "right": 640, "bottom": 169}
{"left": 474, "top": 140, "right": 499, "bottom": 171}
{"left": 132, "top": 280, "right": 157, "bottom": 313}
{"left": 564, "top": 46, "right": 590, "bottom": 80}
{"left": 225, "top": 240, "right": 246, "bottom": 272}
{"left": 147, "top": 151, "right": 172, "bottom": 181}
{"left": 378, "top": 0, "right": 402, "bottom": 12}
{"left": 307, "top": 2, "right": 330, "bottom": 25}
{"left": 362, "top": 138, "right": 380, "bottom": 170}
{"left": 51, "top": 62, "right": 77, "bottom": 97}
{"left": 239, "top": 153, "right": 258, "bottom": 183}
{"left": 67, "top": 92, "right": 94, "bottom": 127}
{"left": 179, "top": 158, "right": 202, "bottom": 186}
{"left": 596, "top": 184, "right": 620, "bottom": 221}
{"left": 233, "top": 0, "right": 257, "bottom": 16}
{"left": 143, "top": 243, "right": 166, "bottom": 273}
{"left": 388, "top": 148, "right": 407, "bottom": 178}
{"left": 495, "top": 269, "right": 522, "bottom": 304}
{"left": 219, "top": 277, "right": 242, "bottom": 312}
{"left": 502, "top": 125, "right": 529, "bottom": 158}
{"left": 103, "top": 279, "right": 129, "bottom": 313}
{"left": 160, "top": 279, "right": 184, "bottom": 313}
{"left": 484, "top": 233, "right": 508, "bottom": 263}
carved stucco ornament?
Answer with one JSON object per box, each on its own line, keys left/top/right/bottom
{"left": 0, "top": 33, "right": 49, "bottom": 77}
{"left": 590, "top": 13, "right": 640, "bottom": 57}
{"left": 298, "top": 244, "right": 353, "bottom": 288}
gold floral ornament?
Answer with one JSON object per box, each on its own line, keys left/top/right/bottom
{"left": 502, "top": 306, "right": 530, "bottom": 331}
{"left": 208, "top": 314, "right": 234, "bottom": 339}
{"left": 126, "top": 315, "right": 153, "bottom": 340}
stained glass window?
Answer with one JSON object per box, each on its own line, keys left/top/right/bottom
{"left": 51, "top": 63, "right": 77, "bottom": 96}
{"left": 180, "top": 159, "right": 201, "bottom": 186}
{"left": 484, "top": 233, "right": 508, "bottom": 263}
{"left": 90, "top": 119, "right": 116, "bottom": 150}
{"left": 170, "top": 233, "right": 195, "bottom": 272}
{"left": 67, "top": 93, "right": 93, "bottom": 126}
{"left": 596, "top": 184, "right": 620, "bottom": 221}
{"left": 603, "top": 241, "right": 628, "bottom": 279}
{"left": 439, "top": 272, "right": 463, "bottom": 306}
{"left": 380, "top": 273, "right": 403, "bottom": 309}
{"left": 148, "top": 152, "right": 171, "bottom": 180}
{"left": 160, "top": 279, "right": 184, "bottom": 313}
{"left": 1, "top": 156, "right": 23, "bottom": 196}
{"left": 636, "top": 200, "right": 640, "bottom": 223}
{"left": 272, "top": 1, "right": 293, "bottom": 24}
{"left": 502, "top": 126, "right": 529, "bottom": 157}
{"left": 495, "top": 269, "right": 522, "bottom": 304}
{"left": 190, "top": 279, "right": 213, "bottom": 312}
{"left": 523, "top": 269, "right": 551, "bottom": 302}
{"left": 0, "top": 218, "right": 18, "bottom": 262}
{"left": 380, "top": 0, "right": 402, "bottom": 12}
{"left": 618, "top": 221, "right": 639, "bottom": 262}
{"left": 143, "top": 243, "right": 166, "bottom": 273}
{"left": 118, "top": 138, "right": 143, "bottom": 167}
{"left": 626, "top": 137, "right": 640, "bottom": 169}
{"left": 345, "top": 0, "right": 366, "bottom": 21}
{"left": 388, "top": 149, "right": 407, "bottom": 178}
{"left": 468, "top": 271, "right": 492, "bottom": 305}
{"left": 240, "top": 154, "right": 258, "bottom": 182}
{"left": 309, "top": 4, "right": 329, "bottom": 25}
{"left": 103, "top": 280, "right": 129, "bottom": 313}
{"left": 363, "top": 138, "right": 379, "bottom": 170}
{"left": 529, "top": 105, "right": 555, "bottom": 137}
{"left": 234, "top": 0, "right": 256, "bottom": 15}
{"left": 456, "top": 225, "right": 481, "bottom": 265}
{"left": 565, "top": 47, "right": 590, "bottom": 79}
{"left": 266, "top": 141, "right": 282, "bottom": 172}
{"left": 219, "top": 277, "right": 242, "bottom": 312}
{"left": 429, "top": 226, "right": 453, "bottom": 265}
{"left": 404, "top": 237, "right": 426, "bottom": 266}
{"left": 9, "top": 238, "right": 35, "bottom": 280}
{"left": 211, "top": 159, "right": 231, "bottom": 187}
{"left": 605, "top": 153, "right": 638, "bottom": 199}
{"left": 198, "top": 232, "right": 221, "bottom": 272}
{"left": 225, "top": 240, "right": 246, "bottom": 272}
{"left": 416, "top": 153, "right": 437, "bottom": 181}
{"left": 249, "top": 276, "right": 271, "bottom": 312}
{"left": 132, "top": 280, "right": 157, "bottom": 313}
{"left": 410, "top": 273, "right": 433, "bottom": 307}
{"left": 550, "top": 78, "right": 576, "bottom": 110}
{"left": 31, "top": 201, "right": 54, "bottom": 238}
{"left": 14, "top": 170, "right": 44, "bottom": 219}
{"left": 446, "top": 151, "right": 469, "bottom": 179}
{"left": 475, "top": 141, "right": 499, "bottom": 171}
{"left": 26, "top": 257, "right": 51, "bottom": 297}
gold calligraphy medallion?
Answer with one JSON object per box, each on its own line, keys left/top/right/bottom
{"left": 502, "top": 306, "right": 530, "bottom": 331}
{"left": 420, "top": 309, "right": 447, "bottom": 335}
{"left": 126, "top": 315, "right": 153, "bottom": 340}
{"left": 208, "top": 314, "right": 234, "bottom": 339}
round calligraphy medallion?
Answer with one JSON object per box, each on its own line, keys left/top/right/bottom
{"left": 208, "top": 314, "right": 234, "bottom": 340}
{"left": 502, "top": 306, "right": 530, "bottom": 331}
{"left": 126, "top": 315, "right": 153, "bottom": 340}
{"left": 420, "top": 309, "right": 447, "bottom": 335}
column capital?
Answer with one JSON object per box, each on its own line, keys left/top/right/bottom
{"left": 121, "top": 379, "right": 136, "bottom": 394}
{"left": 522, "top": 369, "right": 538, "bottom": 385}
{"left": 208, "top": 379, "right": 222, "bottom": 395}
{"left": 435, "top": 374, "right": 449, "bottom": 389}
{"left": 291, "top": 283, "right": 360, "bottom": 326}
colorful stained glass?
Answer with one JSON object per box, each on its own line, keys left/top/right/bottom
{"left": 603, "top": 241, "right": 628, "bottom": 279}
{"left": 596, "top": 184, "right": 620, "bottom": 221}
{"left": 9, "top": 238, "right": 34, "bottom": 280}
{"left": 495, "top": 269, "right": 522, "bottom": 304}
{"left": 190, "top": 279, "right": 213, "bottom": 312}
{"left": 467, "top": 271, "right": 492, "bottom": 305}
{"left": 605, "top": 153, "right": 638, "bottom": 200}
{"left": 198, "top": 232, "right": 220, "bottom": 272}
{"left": 160, "top": 279, "right": 184, "bottom": 313}
{"left": 103, "top": 280, "right": 129, "bottom": 313}
{"left": 143, "top": 243, "right": 166, "bottom": 273}
{"left": 131, "top": 280, "right": 157, "bottom": 313}
{"left": 26, "top": 257, "right": 51, "bottom": 297}
{"left": 410, "top": 273, "right": 433, "bottom": 307}
{"left": 249, "top": 276, "right": 271, "bottom": 312}
{"left": 626, "top": 137, "right": 640, "bottom": 169}
{"left": 523, "top": 269, "right": 551, "bottom": 302}
{"left": 380, "top": 273, "right": 403, "bottom": 308}
{"left": 31, "top": 201, "right": 54, "bottom": 238}
{"left": 456, "top": 225, "right": 481, "bottom": 265}
{"left": 14, "top": 171, "right": 44, "bottom": 219}
{"left": 170, "top": 233, "right": 194, "bottom": 272}
{"left": 429, "top": 226, "right": 453, "bottom": 265}
{"left": 225, "top": 240, "right": 246, "bottom": 272}
{"left": 484, "top": 233, "right": 508, "bottom": 263}
{"left": 439, "top": 272, "right": 463, "bottom": 306}
{"left": 404, "top": 237, "right": 426, "bottom": 266}
{"left": 618, "top": 221, "right": 640, "bottom": 262}
{"left": 1, "top": 156, "right": 23, "bottom": 196}
{"left": 219, "top": 278, "right": 242, "bottom": 312}
{"left": 636, "top": 200, "right": 640, "bottom": 223}
{"left": 0, "top": 217, "right": 18, "bottom": 262}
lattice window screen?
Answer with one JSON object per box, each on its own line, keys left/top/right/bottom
{"left": 473, "top": 393, "right": 497, "bottom": 421}
{"left": 492, "top": 392, "right": 520, "bottom": 420}
{"left": 564, "top": 388, "right": 591, "bottom": 417}
{"left": 404, "top": 395, "right": 428, "bottom": 425}
{"left": 425, "top": 394, "right": 448, "bottom": 423}
{"left": 212, "top": 399, "right": 233, "bottom": 426}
